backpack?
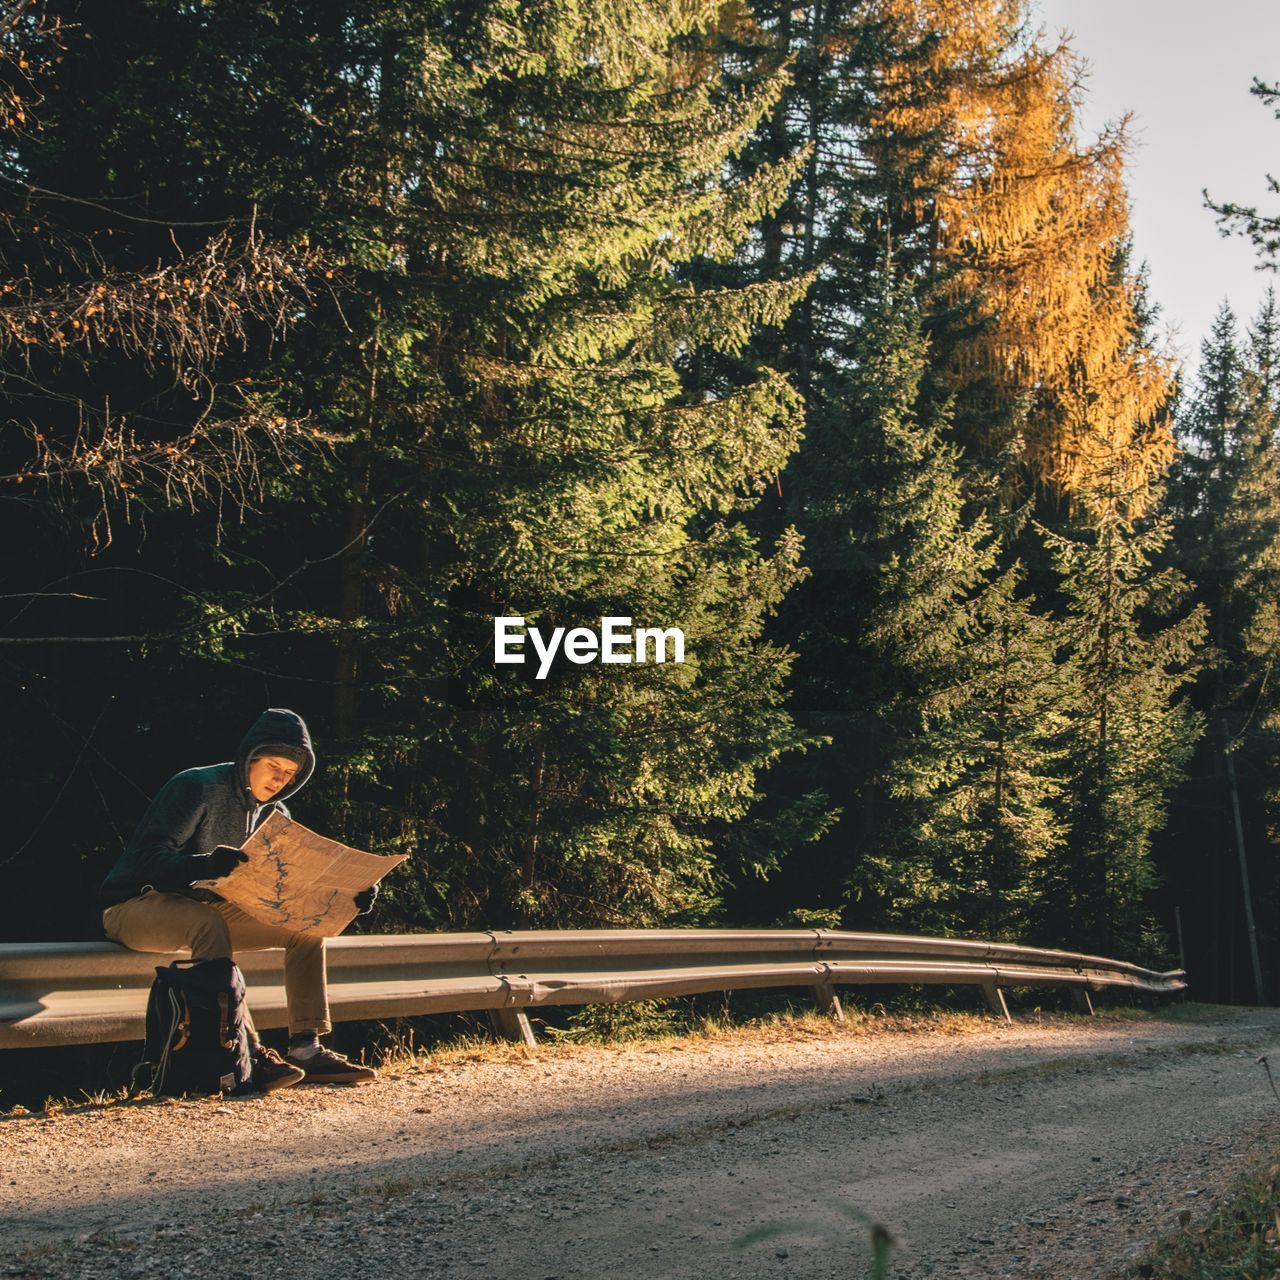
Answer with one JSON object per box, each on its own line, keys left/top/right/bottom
{"left": 134, "top": 957, "right": 254, "bottom": 1097}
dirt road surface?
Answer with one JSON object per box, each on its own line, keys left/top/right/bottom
{"left": 3, "top": 1006, "right": 1279, "bottom": 1278}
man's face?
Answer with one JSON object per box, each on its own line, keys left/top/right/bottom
{"left": 248, "top": 754, "right": 300, "bottom": 803}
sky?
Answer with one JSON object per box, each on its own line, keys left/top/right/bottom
{"left": 1034, "top": 0, "right": 1280, "bottom": 368}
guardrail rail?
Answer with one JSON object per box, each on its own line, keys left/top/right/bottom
{"left": 0, "top": 928, "right": 1186, "bottom": 1051}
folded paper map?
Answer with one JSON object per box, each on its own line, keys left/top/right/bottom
{"left": 193, "top": 811, "right": 406, "bottom": 937}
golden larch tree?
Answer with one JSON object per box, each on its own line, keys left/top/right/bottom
{"left": 869, "top": 0, "right": 1174, "bottom": 516}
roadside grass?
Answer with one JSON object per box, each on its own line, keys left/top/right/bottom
{"left": 365, "top": 988, "right": 1196, "bottom": 1083}
{"left": 0, "top": 1084, "right": 136, "bottom": 1120}
{"left": 1103, "top": 1001, "right": 1228, "bottom": 1024}
{"left": 1119, "top": 1154, "right": 1280, "bottom": 1279}
{"left": 367, "top": 995, "right": 1037, "bottom": 1078}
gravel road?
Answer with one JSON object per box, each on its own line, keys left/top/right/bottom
{"left": 3, "top": 1005, "right": 1279, "bottom": 1279}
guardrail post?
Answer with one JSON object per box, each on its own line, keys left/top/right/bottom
{"left": 982, "top": 983, "right": 1011, "bottom": 1023}
{"left": 1072, "top": 988, "right": 1095, "bottom": 1016}
{"left": 488, "top": 1008, "right": 537, "bottom": 1048}
{"left": 813, "top": 981, "right": 845, "bottom": 1023}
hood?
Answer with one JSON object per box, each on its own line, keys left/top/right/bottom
{"left": 234, "top": 708, "right": 316, "bottom": 809}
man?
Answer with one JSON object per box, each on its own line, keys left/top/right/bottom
{"left": 100, "top": 707, "right": 378, "bottom": 1091}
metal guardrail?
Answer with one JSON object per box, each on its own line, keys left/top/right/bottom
{"left": 0, "top": 928, "right": 1186, "bottom": 1050}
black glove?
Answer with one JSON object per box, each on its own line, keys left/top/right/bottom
{"left": 354, "top": 884, "right": 379, "bottom": 915}
{"left": 190, "top": 845, "right": 249, "bottom": 880}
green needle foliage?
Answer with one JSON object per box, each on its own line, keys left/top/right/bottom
{"left": 1037, "top": 510, "right": 1205, "bottom": 958}
{"left": 896, "top": 562, "right": 1069, "bottom": 940}
{"left": 1163, "top": 297, "right": 1280, "bottom": 994}
{"left": 269, "top": 0, "right": 820, "bottom": 927}
{"left": 1171, "top": 303, "right": 1280, "bottom": 726}
{"left": 768, "top": 278, "right": 1007, "bottom": 932}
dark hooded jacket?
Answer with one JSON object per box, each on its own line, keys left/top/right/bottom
{"left": 99, "top": 708, "right": 315, "bottom": 908}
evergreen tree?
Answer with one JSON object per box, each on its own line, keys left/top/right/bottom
{"left": 1247, "top": 287, "right": 1280, "bottom": 401}
{"left": 0, "top": 0, "right": 1216, "bottom": 964}
{"left": 1172, "top": 304, "right": 1280, "bottom": 721}
{"left": 0, "top": 0, "right": 332, "bottom": 941}
{"left": 1208, "top": 79, "right": 1280, "bottom": 263}
{"left": 863, "top": 0, "right": 1174, "bottom": 517}
{"left": 714, "top": 0, "right": 1117, "bottom": 937}
{"left": 756, "top": 279, "right": 1009, "bottom": 932}
{"left": 4, "top": 0, "right": 815, "bottom": 933}
{"left": 896, "top": 562, "right": 1068, "bottom": 939}
{"left": 1164, "top": 298, "right": 1280, "bottom": 995}
{"left": 1038, "top": 510, "right": 1203, "bottom": 956}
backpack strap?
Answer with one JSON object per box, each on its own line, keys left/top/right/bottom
{"left": 151, "top": 986, "right": 187, "bottom": 1094}
{"left": 216, "top": 989, "right": 234, "bottom": 1050}
{"left": 127, "top": 1061, "right": 153, "bottom": 1099}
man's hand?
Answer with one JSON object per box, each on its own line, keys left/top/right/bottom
{"left": 354, "top": 884, "right": 379, "bottom": 915}
{"left": 190, "top": 846, "right": 250, "bottom": 880}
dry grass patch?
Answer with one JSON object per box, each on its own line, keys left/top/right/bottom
{"left": 1120, "top": 1153, "right": 1280, "bottom": 1279}
{"left": 369, "top": 999, "right": 1126, "bottom": 1079}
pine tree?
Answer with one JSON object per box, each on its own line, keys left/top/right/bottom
{"left": 864, "top": 0, "right": 1175, "bottom": 517}
{"left": 1038, "top": 511, "right": 1204, "bottom": 956}
{"left": 757, "top": 278, "right": 1011, "bottom": 931}
{"left": 1247, "top": 287, "right": 1280, "bottom": 401}
{"left": 1164, "top": 297, "right": 1280, "bottom": 995}
{"left": 1172, "top": 303, "right": 1280, "bottom": 724}
{"left": 255, "top": 0, "right": 818, "bottom": 927}
{"left": 1209, "top": 79, "right": 1280, "bottom": 263}
{"left": 287, "top": 0, "right": 814, "bottom": 927}
{"left": 711, "top": 0, "right": 1091, "bottom": 935}
{"left": 0, "top": 0, "right": 335, "bottom": 941}
{"left": 895, "top": 563, "right": 1068, "bottom": 938}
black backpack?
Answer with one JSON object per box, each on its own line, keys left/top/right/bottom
{"left": 135, "top": 957, "right": 254, "bottom": 1097}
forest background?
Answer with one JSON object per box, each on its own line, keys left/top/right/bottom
{"left": 2, "top": 0, "right": 1279, "bottom": 1005}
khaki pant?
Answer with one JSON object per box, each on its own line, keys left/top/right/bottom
{"left": 103, "top": 892, "right": 331, "bottom": 1037}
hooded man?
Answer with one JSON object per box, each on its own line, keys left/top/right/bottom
{"left": 100, "top": 708, "right": 377, "bottom": 1090}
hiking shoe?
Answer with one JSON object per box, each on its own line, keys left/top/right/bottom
{"left": 286, "top": 1045, "right": 378, "bottom": 1085}
{"left": 251, "top": 1045, "right": 306, "bottom": 1093}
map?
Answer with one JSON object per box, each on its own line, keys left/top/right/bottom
{"left": 193, "top": 811, "right": 407, "bottom": 937}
